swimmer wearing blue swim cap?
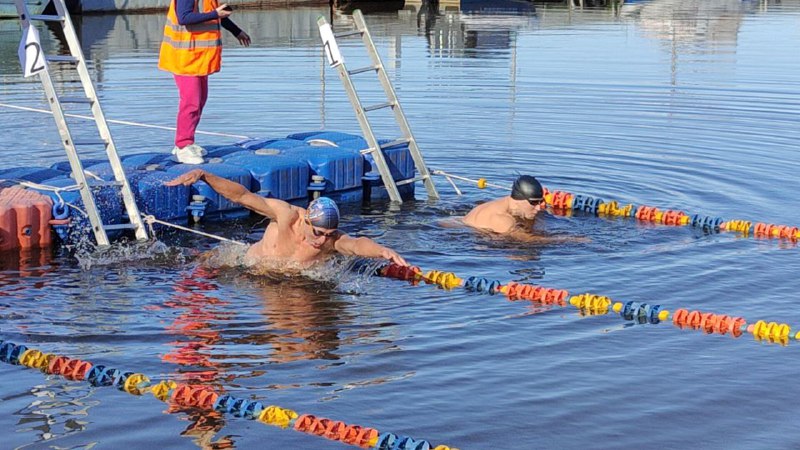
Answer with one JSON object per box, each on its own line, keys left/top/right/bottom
{"left": 464, "top": 174, "right": 546, "bottom": 235}
{"left": 165, "top": 169, "right": 409, "bottom": 271}
{"left": 306, "top": 197, "right": 340, "bottom": 230}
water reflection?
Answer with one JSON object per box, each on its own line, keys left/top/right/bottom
{"left": 160, "top": 266, "right": 235, "bottom": 449}
{"left": 163, "top": 266, "right": 229, "bottom": 384}
{"left": 0, "top": 248, "right": 53, "bottom": 279}
{"left": 12, "top": 382, "right": 96, "bottom": 445}
{"left": 251, "top": 276, "right": 348, "bottom": 364}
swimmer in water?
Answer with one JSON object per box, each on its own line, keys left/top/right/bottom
{"left": 166, "top": 169, "right": 409, "bottom": 272}
{"left": 463, "top": 175, "right": 545, "bottom": 234}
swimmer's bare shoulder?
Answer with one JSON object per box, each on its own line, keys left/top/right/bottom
{"left": 438, "top": 217, "right": 467, "bottom": 228}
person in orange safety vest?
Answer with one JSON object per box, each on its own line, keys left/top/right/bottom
{"left": 158, "top": 0, "right": 251, "bottom": 164}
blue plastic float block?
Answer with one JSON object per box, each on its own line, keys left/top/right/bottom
{"left": 50, "top": 159, "right": 105, "bottom": 174}
{"left": 133, "top": 171, "right": 191, "bottom": 221}
{"left": 320, "top": 188, "right": 364, "bottom": 204}
{"left": 166, "top": 163, "right": 253, "bottom": 218}
{"left": 83, "top": 162, "right": 142, "bottom": 181}
{"left": 83, "top": 163, "right": 155, "bottom": 200}
{"left": 121, "top": 152, "right": 173, "bottom": 170}
{"left": 370, "top": 139, "right": 416, "bottom": 181}
{"left": 369, "top": 181, "right": 415, "bottom": 201}
{"left": 32, "top": 176, "right": 125, "bottom": 241}
{"left": 0, "top": 167, "right": 66, "bottom": 184}
{"left": 286, "top": 130, "right": 415, "bottom": 180}
{"left": 285, "top": 131, "right": 325, "bottom": 141}
{"left": 205, "top": 145, "right": 248, "bottom": 159}
{"left": 287, "top": 131, "right": 368, "bottom": 151}
{"left": 281, "top": 144, "right": 364, "bottom": 192}
{"left": 362, "top": 140, "right": 417, "bottom": 202}
{"left": 240, "top": 138, "right": 306, "bottom": 151}
{"left": 223, "top": 151, "right": 309, "bottom": 201}
{"left": 288, "top": 131, "right": 416, "bottom": 201}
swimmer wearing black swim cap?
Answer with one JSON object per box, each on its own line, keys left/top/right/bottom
{"left": 510, "top": 175, "right": 544, "bottom": 204}
{"left": 464, "top": 175, "right": 546, "bottom": 234}
{"left": 166, "top": 169, "right": 409, "bottom": 271}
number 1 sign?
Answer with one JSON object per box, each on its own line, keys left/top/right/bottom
{"left": 318, "top": 23, "right": 343, "bottom": 68}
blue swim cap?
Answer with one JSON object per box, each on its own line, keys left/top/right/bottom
{"left": 306, "top": 197, "right": 340, "bottom": 229}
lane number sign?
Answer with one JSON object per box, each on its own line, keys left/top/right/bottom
{"left": 318, "top": 23, "right": 343, "bottom": 68}
{"left": 18, "top": 24, "right": 46, "bottom": 78}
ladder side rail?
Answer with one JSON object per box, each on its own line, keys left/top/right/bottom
{"left": 353, "top": 11, "right": 439, "bottom": 200}
{"left": 317, "top": 16, "right": 403, "bottom": 203}
{"left": 50, "top": 0, "right": 149, "bottom": 240}
{"left": 15, "top": 0, "right": 111, "bottom": 246}
{"left": 333, "top": 58, "right": 404, "bottom": 204}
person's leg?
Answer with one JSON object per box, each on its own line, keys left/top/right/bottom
{"left": 174, "top": 74, "right": 204, "bottom": 148}
{"left": 199, "top": 75, "right": 209, "bottom": 113}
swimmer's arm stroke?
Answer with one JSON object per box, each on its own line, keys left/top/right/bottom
{"left": 333, "top": 234, "right": 409, "bottom": 267}
{"left": 165, "top": 169, "right": 293, "bottom": 221}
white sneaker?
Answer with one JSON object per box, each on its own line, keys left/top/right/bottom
{"left": 171, "top": 146, "right": 205, "bottom": 165}
{"left": 186, "top": 143, "right": 208, "bottom": 156}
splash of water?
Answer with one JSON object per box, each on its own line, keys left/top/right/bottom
{"left": 74, "top": 239, "right": 185, "bottom": 270}
{"left": 198, "top": 241, "right": 386, "bottom": 294}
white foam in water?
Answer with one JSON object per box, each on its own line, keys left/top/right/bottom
{"left": 199, "top": 242, "right": 383, "bottom": 293}
{"left": 74, "top": 239, "right": 185, "bottom": 270}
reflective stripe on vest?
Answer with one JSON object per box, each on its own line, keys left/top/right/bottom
{"left": 157, "top": 0, "right": 222, "bottom": 76}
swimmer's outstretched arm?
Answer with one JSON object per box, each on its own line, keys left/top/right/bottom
{"left": 165, "top": 169, "right": 293, "bottom": 221}
{"left": 334, "top": 234, "right": 409, "bottom": 267}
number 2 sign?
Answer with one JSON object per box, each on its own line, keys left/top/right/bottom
{"left": 18, "top": 24, "right": 46, "bottom": 78}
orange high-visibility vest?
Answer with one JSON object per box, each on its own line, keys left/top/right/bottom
{"left": 158, "top": 0, "right": 222, "bottom": 76}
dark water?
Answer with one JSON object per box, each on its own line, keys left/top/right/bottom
{"left": 2, "top": 0, "right": 800, "bottom": 448}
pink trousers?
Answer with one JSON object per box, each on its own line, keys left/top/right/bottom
{"left": 173, "top": 74, "right": 209, "bottom": 148}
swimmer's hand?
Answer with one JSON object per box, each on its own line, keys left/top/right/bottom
{"left": 381, "top": 248, "right": 408, "bottom": 267}
{"left": 165, "top": 169, "right": 205, "bottom": 186}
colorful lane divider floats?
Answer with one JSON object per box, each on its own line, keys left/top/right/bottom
{"left": 380, "top": 264, "right": 798, "bottom": 346}
{"left": 0, "top": 340, "right": 457, "bottom": 450}
{"left": 542, "top": 186, "right": 799, "bottom": 239}
{"left": 468, "top": 177, "right": 799, "bottom": 240}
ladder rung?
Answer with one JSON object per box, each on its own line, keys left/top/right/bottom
{"left": 29, "top": 14, "right": 65, "bottom": 22}
{"left": 60, "top": 96, "right": 93, "bottom": 104}
{"left": 46, "top": 55, "right": 79, "bottom": 63}
{"left": 396, "top": 175, "right": 429, "bottom": 187}
{"left": 348, "top": 65, "right": 379, "bottom": 76}
{"left": 103, "top": 223, "right": 138, "bottom": 231}
{"left": 73, "top": 139, "right": 108, "bottom": 147}
{"left": 363, "top": 102, "right": 394, "bottom": 112}
{"left": 334, "top": 30, "right": 363, "bottom": 38}
{"left": 380, "top": 138, "right": 410, "bottom": 149}
{"left": 90, "top": 180, "right": 123, "bottom": 188}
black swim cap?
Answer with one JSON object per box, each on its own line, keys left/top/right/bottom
{"left": 510, "top": 175, "right": 543, "bottom": 201}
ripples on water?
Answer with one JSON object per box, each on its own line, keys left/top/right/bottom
{"left": 2, "top": 0, "right": 800, "bottom": 448}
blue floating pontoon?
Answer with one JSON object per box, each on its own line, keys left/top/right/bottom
{"left": 0, "top": 131, "right": 417, "bottom": 246}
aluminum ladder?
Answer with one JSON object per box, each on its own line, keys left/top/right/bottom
{"left": 317, "top": 10, "right": 439, "bottom": 203}
{"left": 14, "top": 0, "right": 148, "bottom": 246}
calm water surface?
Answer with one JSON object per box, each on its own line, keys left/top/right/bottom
{"left": 1, "top": 0, "right": 800, "bottom": 448}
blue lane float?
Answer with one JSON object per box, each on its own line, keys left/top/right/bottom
{"left": 0, "top": 131, "right": 417, "bottom": 246}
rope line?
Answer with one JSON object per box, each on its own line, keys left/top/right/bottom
{"left": 379, "top": 263, "right": 799, "bottom": 346}
{"left": 0, "top": 340, "right": 458, "bottom": 450}
{"left": 142, "top": 215, "right": 248, "bottom": 246}
{"left": 430, "top": 170, "right": 800, "bottom": 241}
{"left": 431, "top": 170, "right": 509, "bottom": 191}
{"left": 0, "top": 102, "right": 251, "bottom": 139}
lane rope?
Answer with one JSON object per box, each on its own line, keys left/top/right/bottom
{"left": 0, "top": 339, "right": 458, "bottom": 450}
{"left": 379, "top": 263, "right": 798, "bottom": 346}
